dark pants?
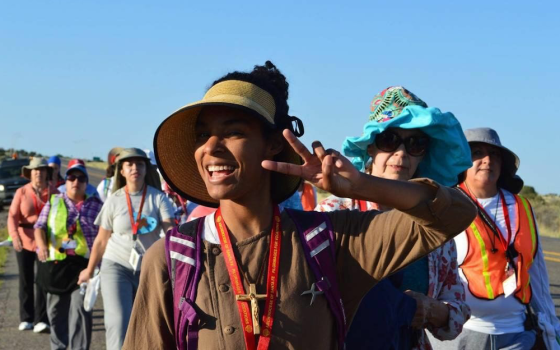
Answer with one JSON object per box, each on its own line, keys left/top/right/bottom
{"left": 16, "top": 248, "right": 49, "bottom": 324}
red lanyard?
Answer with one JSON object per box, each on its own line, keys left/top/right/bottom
{"left": 357, "top": 200, "right": 379, "bottom": 212}
{"left": 498, "top": 190, "right": 513, "bottom": 251}
{"left": 459, "top": 183, "right": 513, "bottom": 251}
{"left": 30, "top": 187, "right": 48, "bottom": 215}
{"left": 214, "top": 206, "right": 282, "bottom": 350}
{"left": 125, "top": 185, "right": 147, "bottom": 239}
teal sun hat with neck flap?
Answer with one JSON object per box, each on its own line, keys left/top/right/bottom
{"left": 342, "top": 86, "right": 472, "bottom": 186}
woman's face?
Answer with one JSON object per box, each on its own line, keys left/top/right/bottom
{"left": 465, "top": 142, "right": 502, "bottom": 190}
{"left": 367, "top": 128, "right": 427, "bottom": 181}
{"left": 120, "top": 158, "right": 147, "bottom": 184}
{"left": 31, "top": 167, "right": 48, "bottom": 185}
{"left": 194, "top": 106, "right": 282, "bottom": 202}
{"left": 65, "top": 169, "right": 87, "bottom": 198}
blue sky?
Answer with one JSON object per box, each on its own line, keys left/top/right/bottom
{"left": 1, "top": 1, "right": 559, "bottom": 194}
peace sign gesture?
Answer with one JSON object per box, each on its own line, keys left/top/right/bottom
{"left": 262, "top": 130, "right": 362, "bottom": 199}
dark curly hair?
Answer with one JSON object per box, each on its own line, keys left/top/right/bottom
{"left": 211, "top": 61, "right": 304, "bottom": 137}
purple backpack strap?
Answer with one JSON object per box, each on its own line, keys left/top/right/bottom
{"left": 165, "top": 218, "right": 204, "bottom": 350}
{"left": 285, "top": 209, "right": 347, "bottom": 350}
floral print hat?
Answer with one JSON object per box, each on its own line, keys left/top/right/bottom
{"left": 342, "top": 86, "right": 472, "bottom": 186}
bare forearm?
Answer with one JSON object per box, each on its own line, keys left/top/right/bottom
{"left": 86, "top": 235, "right": 109, "bottom": 272}
{"left": 34, "top": 229, "right": 47, "bottom": 248}
{"left": 350, "top": 173, "right": 437, "bottom": 211}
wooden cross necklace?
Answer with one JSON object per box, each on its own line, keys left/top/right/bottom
{"left": 235, "top": 248, "right": 269, "bottom": 334}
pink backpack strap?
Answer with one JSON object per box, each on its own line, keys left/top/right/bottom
{"left": 165, "top": 218, "right": 204, "bottom": 350}
{"left": 285, "top": 209, "right": 347, "bottom": 350}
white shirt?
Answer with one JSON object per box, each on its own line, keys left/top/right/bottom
{"left": 455, "top": 189, "right": 560, "bottom": 340}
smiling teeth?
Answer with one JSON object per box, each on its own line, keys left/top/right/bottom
{"left": 207, "top": 165, "right": 235, "bottom": 172}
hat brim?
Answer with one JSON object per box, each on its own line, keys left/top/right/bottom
{"left": 342, "top": 105, "right": 473, "bottom": 186}
{"left": 21, "top": 165, "right": 52, "bottom": 180}
{"left": 154, "top": 101, "right": 302, "bottom": 208}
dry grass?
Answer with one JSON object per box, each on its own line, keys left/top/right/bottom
{"left": 86, "top": 161, "right": 107, "bottom": 170}
{"left": 0, "top": 228, "right": 8, "bottom": 288}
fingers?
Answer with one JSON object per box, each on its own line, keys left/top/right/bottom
{"left": 321, "top": 155, "right": 334, "bottom": 191}
{"left": 283, "top": 130, "right": 314, "bottom": 163}
{"left": 262, "top": 160, "right": 302, "bottom": 177}
{"left": 312, "top": 141, "right": 326, "bottom": 161}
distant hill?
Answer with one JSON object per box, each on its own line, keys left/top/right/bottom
{"left": 520, "top": 186, "right": 560, "bottom": 238}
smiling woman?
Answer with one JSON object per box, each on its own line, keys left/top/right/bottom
{"left": 123, "top": 62, "right": 477, "bottom": 350}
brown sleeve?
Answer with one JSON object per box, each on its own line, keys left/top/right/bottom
{"left": 330, "top": 179, "right": 476, "bottom": 316}
{"left": 123, "top": 239, "right": 176, "bottom": 350}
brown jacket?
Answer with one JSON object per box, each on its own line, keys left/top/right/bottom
{"left": 123, "top": 181, "right": 476, "bottom": 349}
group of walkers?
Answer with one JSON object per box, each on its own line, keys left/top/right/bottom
{"left": 5, "top": 60, "right": 560, "bottom": 350}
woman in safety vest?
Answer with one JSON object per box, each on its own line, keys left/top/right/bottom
{"left": 34, "top": 159, "right": 103, "bottom": 349}
{"left": 77, "top": 148, "right": 174, "bottom": 350}
{"left": 122, "top": 61, "right": 477, "bottom": 350}
{"left": 430, "top": 128, "right": 560, "bottom": 350}
{"left": 317, "top": 86, "right": 472, "bottom": 349}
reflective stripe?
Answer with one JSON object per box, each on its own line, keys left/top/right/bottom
{"left": 471, "top": 222, "right": 495, "bottom": 299}
{"left": 170, "top": 251, "right": 196, "bottom": 266}
{"left": 520, "top": 196, "right": 536, "bottom": 303}
{"left": 520, "top": 197, "right": 537, "bottom": 259}
{"left": 48, "top": 196, "right": 60, "bottom": 261}
{"left": 310, "top": 240, "right": 330, "bottom": 258}
{"left": 170, "top": 236, "right": 195, "bottom": 249}
{"left": 305, "top": 222, "right": 327, "bottom": 242}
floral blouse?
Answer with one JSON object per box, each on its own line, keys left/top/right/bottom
{"left": 316, "top": 195, "right": 471, "bottom": 349}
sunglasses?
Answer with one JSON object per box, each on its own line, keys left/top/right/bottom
{"left": 66, "top": 174, "right": 87, "bottom": 183}
{"left": 375, "top": 130, "right": 430, "bottom": 157}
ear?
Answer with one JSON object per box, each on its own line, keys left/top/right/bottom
{"left": 366, "top": 143, "right": 376, "bottom": 158}
{"left": 265, "top": 131, "right": 284, "bottom": 159}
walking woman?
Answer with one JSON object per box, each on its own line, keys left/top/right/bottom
{"left": 77, "top": 148, "right": 174, "bottom": 350}
{"left": 123, "top": 61, "right": 477, "bottom": 349}
{"left": 317, "top": 86, "right": 472, "bottom": 349}
{"left": 34, "top": 160, "right": 103, "bottom": 350}
{"left": 96, "top": 147, "right": 123, "bottom": 202}
{"left": 433, "top": 128, "right": 560, "bottom": 350}
{"left": 7, "top": 157, "right": 55, "bottom": 333}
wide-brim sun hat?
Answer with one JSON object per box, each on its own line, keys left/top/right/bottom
{"left": 112, "top": 148, "right": 162, "bottom": 193}
{"left": 107, "top": 147, "right": 124, "bottom": 166}
{"left": 154, "top": 79, "right": 302, "bottom": 208}
{"left": 464, "top": 127, "right": 523, "bottom": 194}
{"left": 21, "top": 157, "right": 52, "bottom": 180}
{"left": 342, "top": 86, "right": 472, "bottom": 186}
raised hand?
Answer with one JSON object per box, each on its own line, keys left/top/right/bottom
{"left": 262, "top": 130, "right": 362, "bottom": 199}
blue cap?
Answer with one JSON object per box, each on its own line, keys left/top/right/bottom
{"left": 48, "top": 156, "right": 61, "bottom": 167}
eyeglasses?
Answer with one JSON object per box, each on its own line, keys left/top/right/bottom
{"left": 66, "top": 174, "right": 87, "bottom": 183}
{"left": 375, "top": 130, "right": 430, "bottom": 157}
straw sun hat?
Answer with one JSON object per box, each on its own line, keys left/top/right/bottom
{"left": 154, "top": 79, "right": 303, "bottom": 208}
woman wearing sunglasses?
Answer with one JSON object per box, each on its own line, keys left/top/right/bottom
{"left": 317, "top": 87, "right": 473, "bottom": 349}
{"left": 34, "top": 159, "right": 103, "bottom": 349}
{"left": 77, "top": 148, "right": 174, "bottom": 350}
